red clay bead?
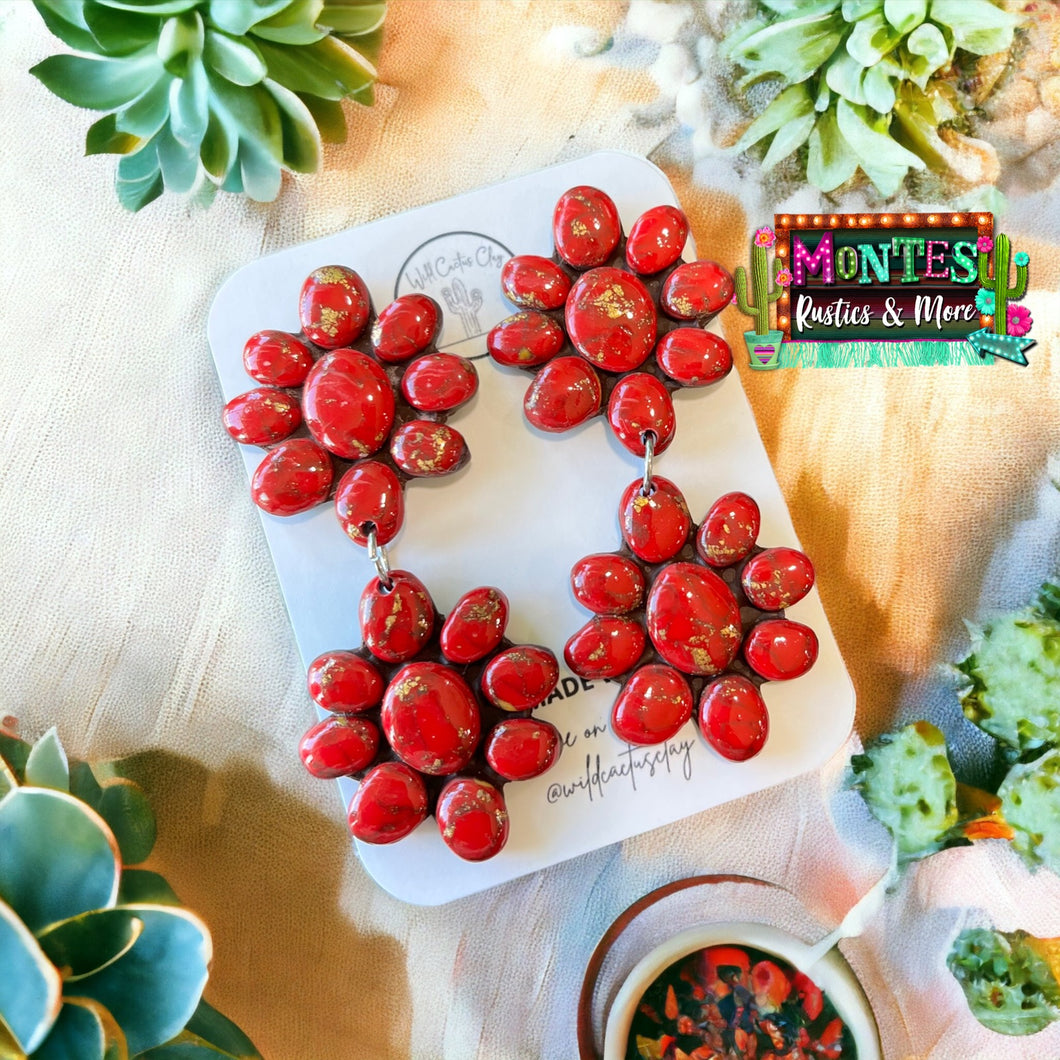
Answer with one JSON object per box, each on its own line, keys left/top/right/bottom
{"left": 611, "top": 664, "right": 694, "bottom": 746}
{"left": 697, "top": 492, "right": 761, "bottom": 568}
{"left": 440, "top": 586, "right": 509, "bottom": 664}
{"left": 302, "top": 349, "right": 395, "bottom": 460}
{"left": 646, "top": 562, "right": 742, "bottom": 676}
{"left": 389, "top": 421, "right": 467, "bottom": 478}
{"left": 242, "top": 330, "right": 313, "bottom": 387}
{"left": 381, "top": 661, "right": 481, "bottom": 775}
{"left": 744, "top": 619, "right": 818, "bottom": 681}
{"left": 485, "top": 718, "right": 561, "bottom": 781}
{"left": 347, "top": 762, "right": 428, "bottom": 844}
{"left": 250, "top": 438, "right": 333, "bottom": 516}
{"left": 487, "top": 311, "right": 566, "bottom": 368}
{"left": 307, "top": 651, "right": 384, "bottom": 714}
{"left": 619, "top": 476, "right": 691, "bottom": 563}
{"left": 436, "top": 778, "right": 509, "bottom": 861}
{"left": 223, "top": 387, "right": 302, "bottom": 445}
{"left": 371, "top": 294, "right": 439, "bottom": 363}
{"left": 334, "top": 460, "right": 404, "bottom": 546}
{"left": 570, "top": 553, "right": 646, "bottom": 615}
{"left": 299, "top": 265, "right": 371, "bottom": 348}
{"left": 741, "top": 548, "right": 815, "bottom": 611}
{"left": 565, "top": 267, "right": 656, "bottom": 373}
{"left": 358, "top": 569, "right": 435, "bottom": 663}
{"left": 299, "top": 715, "right": 379, "bottom": 779}
{"left": 661, "top": 260, "right": 735, "bottom": 321}
{"left": 400, "top": 352, "right": 478, "bottom": 412}
{"left": 625, "top": 205, "right": 689, "bottom": 275}
{"left": 564, "top": 616, "right": 646, "bottom": 680}
{"left": 553, "top": 186, "right": 621, "bottom": 269}
{"left": 700, "top": 675, "right": 769, "bottom": 761}
{"left": 656, "top": 329, "right": 733, "bottom": 387}
{"left": 524, "top": 355, "right": 601, "bottom": 432}
{"left": 607, "top": 373, "right": 676, "bottom": 456}
{"left": 501, "top": 255, "right": 572, "bottom": 310}
{"left": 481, "top": 646, "right": 560, "bottom": 711}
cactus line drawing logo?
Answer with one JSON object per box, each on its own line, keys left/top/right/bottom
{"left": 396, "top": 231, "right": 513, "bottom": 353}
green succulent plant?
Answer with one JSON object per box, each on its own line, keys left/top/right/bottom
{"left": 724, "top": 0, "right": 1020, "bottom": 196}
{"left": 0, "top": 724, "right": 261, "bottom": 1059}
{"left": 30, "top": 0, "right": 387, "bottom": 211}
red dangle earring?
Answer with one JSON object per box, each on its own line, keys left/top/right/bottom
{"left": 222, "top": 273, "right": 564, "bottom": 863}
{"left": 492, "top": 186, "right": 820, "bottom": 761}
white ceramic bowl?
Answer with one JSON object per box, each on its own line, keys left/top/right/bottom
{"left": 603, "top": 921, "right": 881, "bottom": 1060}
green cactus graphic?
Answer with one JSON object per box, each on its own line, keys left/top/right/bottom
{"left": 978, "top": 234, "right": 1028, "bottom": 337}
{"left": 734, "top": 238, "right": 785, "bottom": 337}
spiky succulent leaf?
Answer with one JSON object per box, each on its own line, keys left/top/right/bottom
{"left": 31, "top": 0, "right": 386, "bottom": 210}
{"left": 136, "top": 1000, "right": 263, "bottom": 1059}
{"left": 998, "top": 750, "right": 1060, "bottom": 874}
{"left": 948, "top": 928, "right": 1060, "bottom": 1035}
{"left": 24, "top": 729, "right": 70, "bottom": 793}
{"left": 850, "top": 720, "right": 958, "bottom": 861}
{"left": 0, "top": 897, "right": 63, "bottom": 1054}
{"left": 33, "top": 997, "right": 130, "bottom": 1060}
{"left": 957, "top": 594, "right": 1060, "bottom": 756}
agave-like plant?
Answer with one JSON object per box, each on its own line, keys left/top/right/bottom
{"left": 30, "top": 0, "right": 386, "bottom": 211}
{"left": 724, "top": 0, "right": 1020, "bottom": 196}
{"left": 0, "top": 723, "right": 261, "bottom": 1059}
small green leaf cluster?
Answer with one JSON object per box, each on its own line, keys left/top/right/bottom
{"left": 723, "top": 0, "right": 1019, "bottom": 195}
{"left": 0, "top": 725, "right": 261, "bottom": 1059}
{"left": 30, "top": 0, "right": 387, "bottom": 211}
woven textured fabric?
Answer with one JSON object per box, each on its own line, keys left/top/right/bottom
{"left": 1, "top": 2, "right": 1058, "bottom": 1057}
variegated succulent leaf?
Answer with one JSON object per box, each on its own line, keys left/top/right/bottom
{"left": 30, "top": 0, "right": 386, "bottom": 210}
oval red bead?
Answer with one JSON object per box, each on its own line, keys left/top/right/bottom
{"left": 564, "top": 616, "right": 646, "bottom": 680}
{"left": 646, "top": 562, "right": 742, "bottom": 676}
{"left": 400, "top": 352, "right": 478, "bottom": 412}
{"left": 656, "top": 329, "right": 733, "bottom": 387}
{"left": 481, "top": 645, "right": 560, "bottom": 711}
{"left": 298, "top": 715, "right": 379, "bottom": 779}
{"left": 570, "top": 553, "right": 646, "bottom": 615}
{"left": 485, "top": 718, "right": 561, "bottom": 781}
{"left": 371, "top": 294, "right": 439, "bottom": 363}
{"left": 389, "top": 421, "right": 467, "bottom": 478}
{"left": 565, "top": 267, "right": 657, "bottom": 373}
{"left": 625, "top": 205, "right": 689, "bottom": 275}
{"left": 619, "top": 476, "right": 691, "bottom": 563}
{"left": 553, "top": 186, "right": 621, "bottom": 269}
{"left": 334, "top": 460, "right": 404, "bottom": 546}
{"left": 242, "top": 330, "right": 313, "bottom": 387}
{"left": 487, "top": 311, "right": 566, "bottom": 368}
{"left": 744, "top": 619, "right": 818, "bottom": 681}
{"left": 299, "top": 265, "right": 371, "bottom": 348}
{"left": 700, "top": 675, "right": 769, "bottom": 761}
{"left": 347, "top": 762, "right": 428, "bottom": 844}
{"left": 697, "top": 492, "right": 761, "bottom": 568}
{"left": 223, "top": 387, "right": 302, "bottom": 445}
{"left": 501, "top": 255, "right": 572, "bottom": 310}
{"left": 524, "top": 355, "right": 601, "bottom": 433}
{"left": 307, "top": 651, "right": 384, "bottom": 714}
{"left": 439, "top": 586, "right": 509, "bottom": 665}
{"left": 607, "top": 373, "right": 676, "bottom": 456}
{"left": 661, "top": 260, "right": 735, "bottom": 321}
{"left": 611, "top": 664, "right": 694, "bottom": 746}
{"left": 741, "top": 547, "right": 815, "bottom": 611}
{"left": 358, "top": 569, "right": 435, "bottom": 663}
{"left": 381, "top": 661, "right": 481, "bottom": 775}
{"left": 302, "top": 349, "right": 395, "bottom": 460}
{"left": 250, "top": 438, "right": 333, "bottom": 516}
{"left": 436, "top": 778, "right": 509, "bottom": 861}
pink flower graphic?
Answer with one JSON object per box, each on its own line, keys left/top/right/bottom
{"left": 775, "top": 269, "right": 792, "bottom": 287}
{"left": 977, "top": 235, "right": 994, "bottom": 253}
{"left": 1007, "top": 303, "right": 1032, "bottom": 336}
{"left": 754, "top": 227, "right": 776, "bottom": 248}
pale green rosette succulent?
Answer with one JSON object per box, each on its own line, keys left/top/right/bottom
{"left": 30, "top": 0, "right": 386, "bottom": 210}
{"left": 998, "top": 748, "right": 1060, "bottom": 875}
{"left": 0, "top": 725, "right": 260, "bottom": 1059}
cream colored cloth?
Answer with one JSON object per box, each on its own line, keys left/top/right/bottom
{"left": 1, "top": 2, "right": 1059, "bottom": 1058}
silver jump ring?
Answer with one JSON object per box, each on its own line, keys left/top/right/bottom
{"left": 365, "top": 524, "right": 394, "bottom": 591}
{"left": 640, "top": 430, "right": 657, "bottom": 497}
